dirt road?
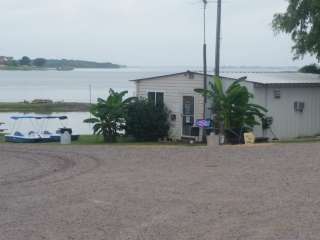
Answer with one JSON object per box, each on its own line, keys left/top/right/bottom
{"left": 1, "top": 143, "right": 320, "bottom": 239}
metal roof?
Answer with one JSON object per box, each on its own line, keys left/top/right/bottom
{"left": 221, "top": 72, "right": 320, "bottom": 85}
{"left": 130, "top": 71, "right": 213, "bottom": 82}
{"left": 130, "top": 70, "right": 320, "bottom": 86}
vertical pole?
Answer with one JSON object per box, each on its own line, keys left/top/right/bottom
{"left": 203, "top": 2, "right": 207, "bottom": 119}
{"left": 89, "top": 84, "right": 92, "bottom": 119}
{"left": 202, "top": 2, "right": 208, "bottom": 142}
{"left": 89, "top": 84, "right": 92, "bottom": 105}
{"left": 215, "top": 0, "right": 224, "bottom": 143}
{"left": 215, "top": 0, "right": 222, "bottom": 77}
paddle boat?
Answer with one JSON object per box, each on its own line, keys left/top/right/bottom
{"left": 5, "top": 115, "right": 79, "bottom": 143}
{"left": 0, "top": 122, "right": 6, "bottom": 133}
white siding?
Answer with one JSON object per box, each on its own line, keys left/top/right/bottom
{"left": 253, "top": 85, "right": 320, "bottom": 139}
{"left": 135, "top": 73, "right": 205, "bottom": 139}
{"left": 135, "top": 73, "right": 320, "bottom": 140}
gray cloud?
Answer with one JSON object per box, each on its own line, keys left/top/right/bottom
{"left": 0, "top": 0, "right": 315, "bottom": 67}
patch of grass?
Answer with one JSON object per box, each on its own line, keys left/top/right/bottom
{"left": 73, "top": 135, "right": 105, "bottom": 145}
{"left": 0, "top": 133, "right": 4, "bottom": 143}
{"left": 278, "top": 137, "right": 320, "bottom": 144}
{"left": 0, "top": 133, "right": 204, "bottom": 147}
{"left": 0, "top": 102, "right": 90, "bottom": 113}
{"left": 72, "top": 135, "right": 203, "bottom": 146}
{"left": 70, "top": 135, "right": 139, "bottom": 145}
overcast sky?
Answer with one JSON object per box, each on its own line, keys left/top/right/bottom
{"left": 0, "top": 0, "right": 316, "bottom": 67}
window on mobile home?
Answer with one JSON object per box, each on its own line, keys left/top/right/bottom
{"left": 148, "top": 92, "right": 164, "bottom": 105}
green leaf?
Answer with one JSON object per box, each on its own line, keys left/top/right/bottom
{"left": 272, "top": 0, "right": 320, "bottom": 60}
{"left": 84, "top": 118, "right": 100, "bottom": 123}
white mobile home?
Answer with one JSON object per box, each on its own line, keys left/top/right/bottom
{"left": 132, "top": 71, "right": 320, "bottom": 140}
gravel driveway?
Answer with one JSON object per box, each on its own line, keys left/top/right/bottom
{"left": 0, "top": 143, "right": 320, "bottom": 240}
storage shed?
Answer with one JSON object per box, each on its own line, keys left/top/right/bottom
{"left": 132, "top": 71, "right": 320, "bottom": 140}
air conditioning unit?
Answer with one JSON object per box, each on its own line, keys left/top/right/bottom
{"left": 294, "top": 101, "right": 305, "bottom": 113}
{"left": 274, "top": 89, "right": 281, "bottom": 99}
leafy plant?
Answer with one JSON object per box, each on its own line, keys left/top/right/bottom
{"left": 262, "top": 116, "right": 273, "bottom": 130}
{"left": 299, "top": 64, "right": 320, "bottom": 74}
{"left": 33, "top": 58, "right": 47, "bottom": 67}
{"left": 272, "top": 0, "right": 320, "bottom": 61}
{"left": 125, "top": 99, "right": 170, "bottom": 141}
{"left": 19, "top": 56, "right": 31, "bottom": 66}
{"left": 84, "top": 89, "right": 134, "bottom": 143}
{"left": 195, "top": 76, "right": 267, "bottom": 141}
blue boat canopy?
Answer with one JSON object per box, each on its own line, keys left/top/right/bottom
{"left": 11, "top": 116, "right": 68, "bottom": 120}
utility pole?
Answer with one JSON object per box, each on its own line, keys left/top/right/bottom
{"left": 215, "top": 0, "right": 224, "bottom": 144}
{"left": 215, "top": 0, "right": 222, "bottom": 77}
{"left": 202, "top": 0, "right": 208, "bottom": 119}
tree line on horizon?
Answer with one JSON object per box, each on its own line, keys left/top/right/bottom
{"left": 1, "top": 56, "right": 46, "bottom": 68}
{"left": 1, "top": 56, "right": 123, "bottom": 69}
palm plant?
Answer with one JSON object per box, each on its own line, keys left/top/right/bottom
{"left": 195, "top": 76, "right": 267, "bottom": 141}
{"left": 84, "top": 89, "right": 134, "bottom": 143}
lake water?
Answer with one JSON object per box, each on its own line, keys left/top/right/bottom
{"left": 0, "top": 66, "right": 297, "bottom": 102}
{"left": 0, "top": 66, "right": 297, "bottom": 135}
{"left": 0, "top": 67, "right": 197, "bottom": 134}
{"left": 0, "top": 67, "right": 197, "bottom": 102}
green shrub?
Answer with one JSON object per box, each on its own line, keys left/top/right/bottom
{"left": 125, "top": 99, "right": 170, "bottom": 141}
{"left": 84, "top": 89, "right": 132, "bottom": 143}
{"left": 299, "top": 64, "right": 320, "bottom": 74}
{"left": 195, "top": 76, "right": 267, "bottom": 144}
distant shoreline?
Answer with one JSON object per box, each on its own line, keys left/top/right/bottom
{"left": 0, "top": 102, "right": 91, "bottom": 113}
{"left": 0, "top": 57, "right": 126, "bottom": 71}
{"left": 0, "top": 65, "right": 126, "bottom": 71}
{"left": 0, "top": 65, "right": 49, "bottom": 71}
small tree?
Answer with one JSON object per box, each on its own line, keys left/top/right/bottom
{"left": 272, "top": 0, "right": 320, "bottom": 61}
{"left": 7, "top": 59, "right": 18, "bottom": 67}
{"left": 84, "top": 89, "right": 132, "bottom": 143}
{"left": 19, "top": 56, "right": 31, "bottom": 66}
{"left": 125, "top": 99, "right": 170, "bottom": 141}
{"left": 299, "top": 64, "right": 320, "bottom": 74}
{"left": 195, "top": 76, "right": 267, "bottom": 142}
{"left": 33, "top": 58, "right": 47, "bottom": 67}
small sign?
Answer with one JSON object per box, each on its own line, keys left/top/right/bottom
{"left": 195, "top": 119, "right": 212, "bottom": 129}
{"left": 244, "top": 132, "right": 256, "bottom": 144}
